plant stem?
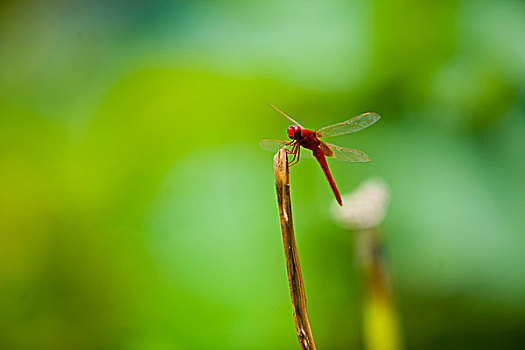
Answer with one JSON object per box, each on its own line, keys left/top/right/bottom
{"left": 273, "top": 148, "right": 316, "bottom": 350}
{"left": 356, "top": 228, "right": 402, "bottom": 350}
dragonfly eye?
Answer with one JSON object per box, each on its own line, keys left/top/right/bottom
{"left": 287, "top": 125, "right": 301, "bottom": 139}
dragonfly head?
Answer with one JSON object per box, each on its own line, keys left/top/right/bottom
{"left": 287, "top": 125, "right": 302, "bottom": 139}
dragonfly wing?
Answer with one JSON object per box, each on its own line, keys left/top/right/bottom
{"left": 319, "top": 142, "right": 334, "bottom": 157}
{"left": 259, "top": 139, "right": 313, "bottom": 159}
{"left": 268, "top": 104, "right": 305, "bottom": 128}
{"left": 259, "top": 139, "right": 290, "bottom": 152}
{"left": 298, "top": 148, "right": 314, "bottom": 159}
{"left": 322, "top": 142, "right": 371, "bottom": 162}
{"left": 316, "top": 112, "right": 380, "bottom": 138}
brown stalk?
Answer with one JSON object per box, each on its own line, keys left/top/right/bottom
{"left": 273, "top": 148, "right": 316, "bottom": 350}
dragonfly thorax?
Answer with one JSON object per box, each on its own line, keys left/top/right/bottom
{"left": 287, "top": 125, "right": 302, "bottom": 139}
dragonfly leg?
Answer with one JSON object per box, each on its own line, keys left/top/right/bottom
{"left": 288, "top": 144, "right": 297, "bottom": 165}
{"left": 284, "top": 141, "right": 296, "bottom": 155}
{"left": 291, "top": 145, "right": 301, "bottom": 166}
{"left": 294, "top": 145, "right": 301, "bottom": 164}
{"left": 289, "top": 144, "right": 300, "bottom": 166}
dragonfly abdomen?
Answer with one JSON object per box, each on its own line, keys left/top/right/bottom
{"left": 313, "top": 149, "right": 343, "bottom": 206}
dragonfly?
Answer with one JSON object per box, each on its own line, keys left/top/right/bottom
{"left": 260, "top": 104, "right": 380, "bottom": 206}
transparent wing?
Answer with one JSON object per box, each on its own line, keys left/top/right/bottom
{"left": 316, "top": 112, "right": 380, "bottom": 138}
{"left": 259, "top": 139, "right": 313, "bottom": 159}
{"left": 322, "top": 142, "right": 371, "bottom": 162}
{"left": 268, "top": 103, "right": 305, "bottom": 128}
{"left": 296, "top": 147, "right": 314, "bottom": 159}
{"left": 259, "top": 139, "right": 289, "bottom": 152}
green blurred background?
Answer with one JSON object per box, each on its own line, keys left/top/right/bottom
{"left": 1, "top": 0, "right": 524, "bottom": 349}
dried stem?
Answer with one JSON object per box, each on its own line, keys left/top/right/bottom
{"left": 273, "top": 148, "right": 316, "bottom": 350}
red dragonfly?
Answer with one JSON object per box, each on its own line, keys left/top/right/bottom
{"left": 260, "top": 104, "right": 380, "bottom": 206}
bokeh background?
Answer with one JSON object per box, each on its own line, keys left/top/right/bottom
{"left": 1, "top": 0, "right": 524, "bottom": 349}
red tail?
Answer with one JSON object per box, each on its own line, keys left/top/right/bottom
{"left": 313, "top": 149, "right": 343, "bottom": 206}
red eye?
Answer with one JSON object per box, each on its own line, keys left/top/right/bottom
{"left": 287, "top": 125, "right": 301, "bottom": 139}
